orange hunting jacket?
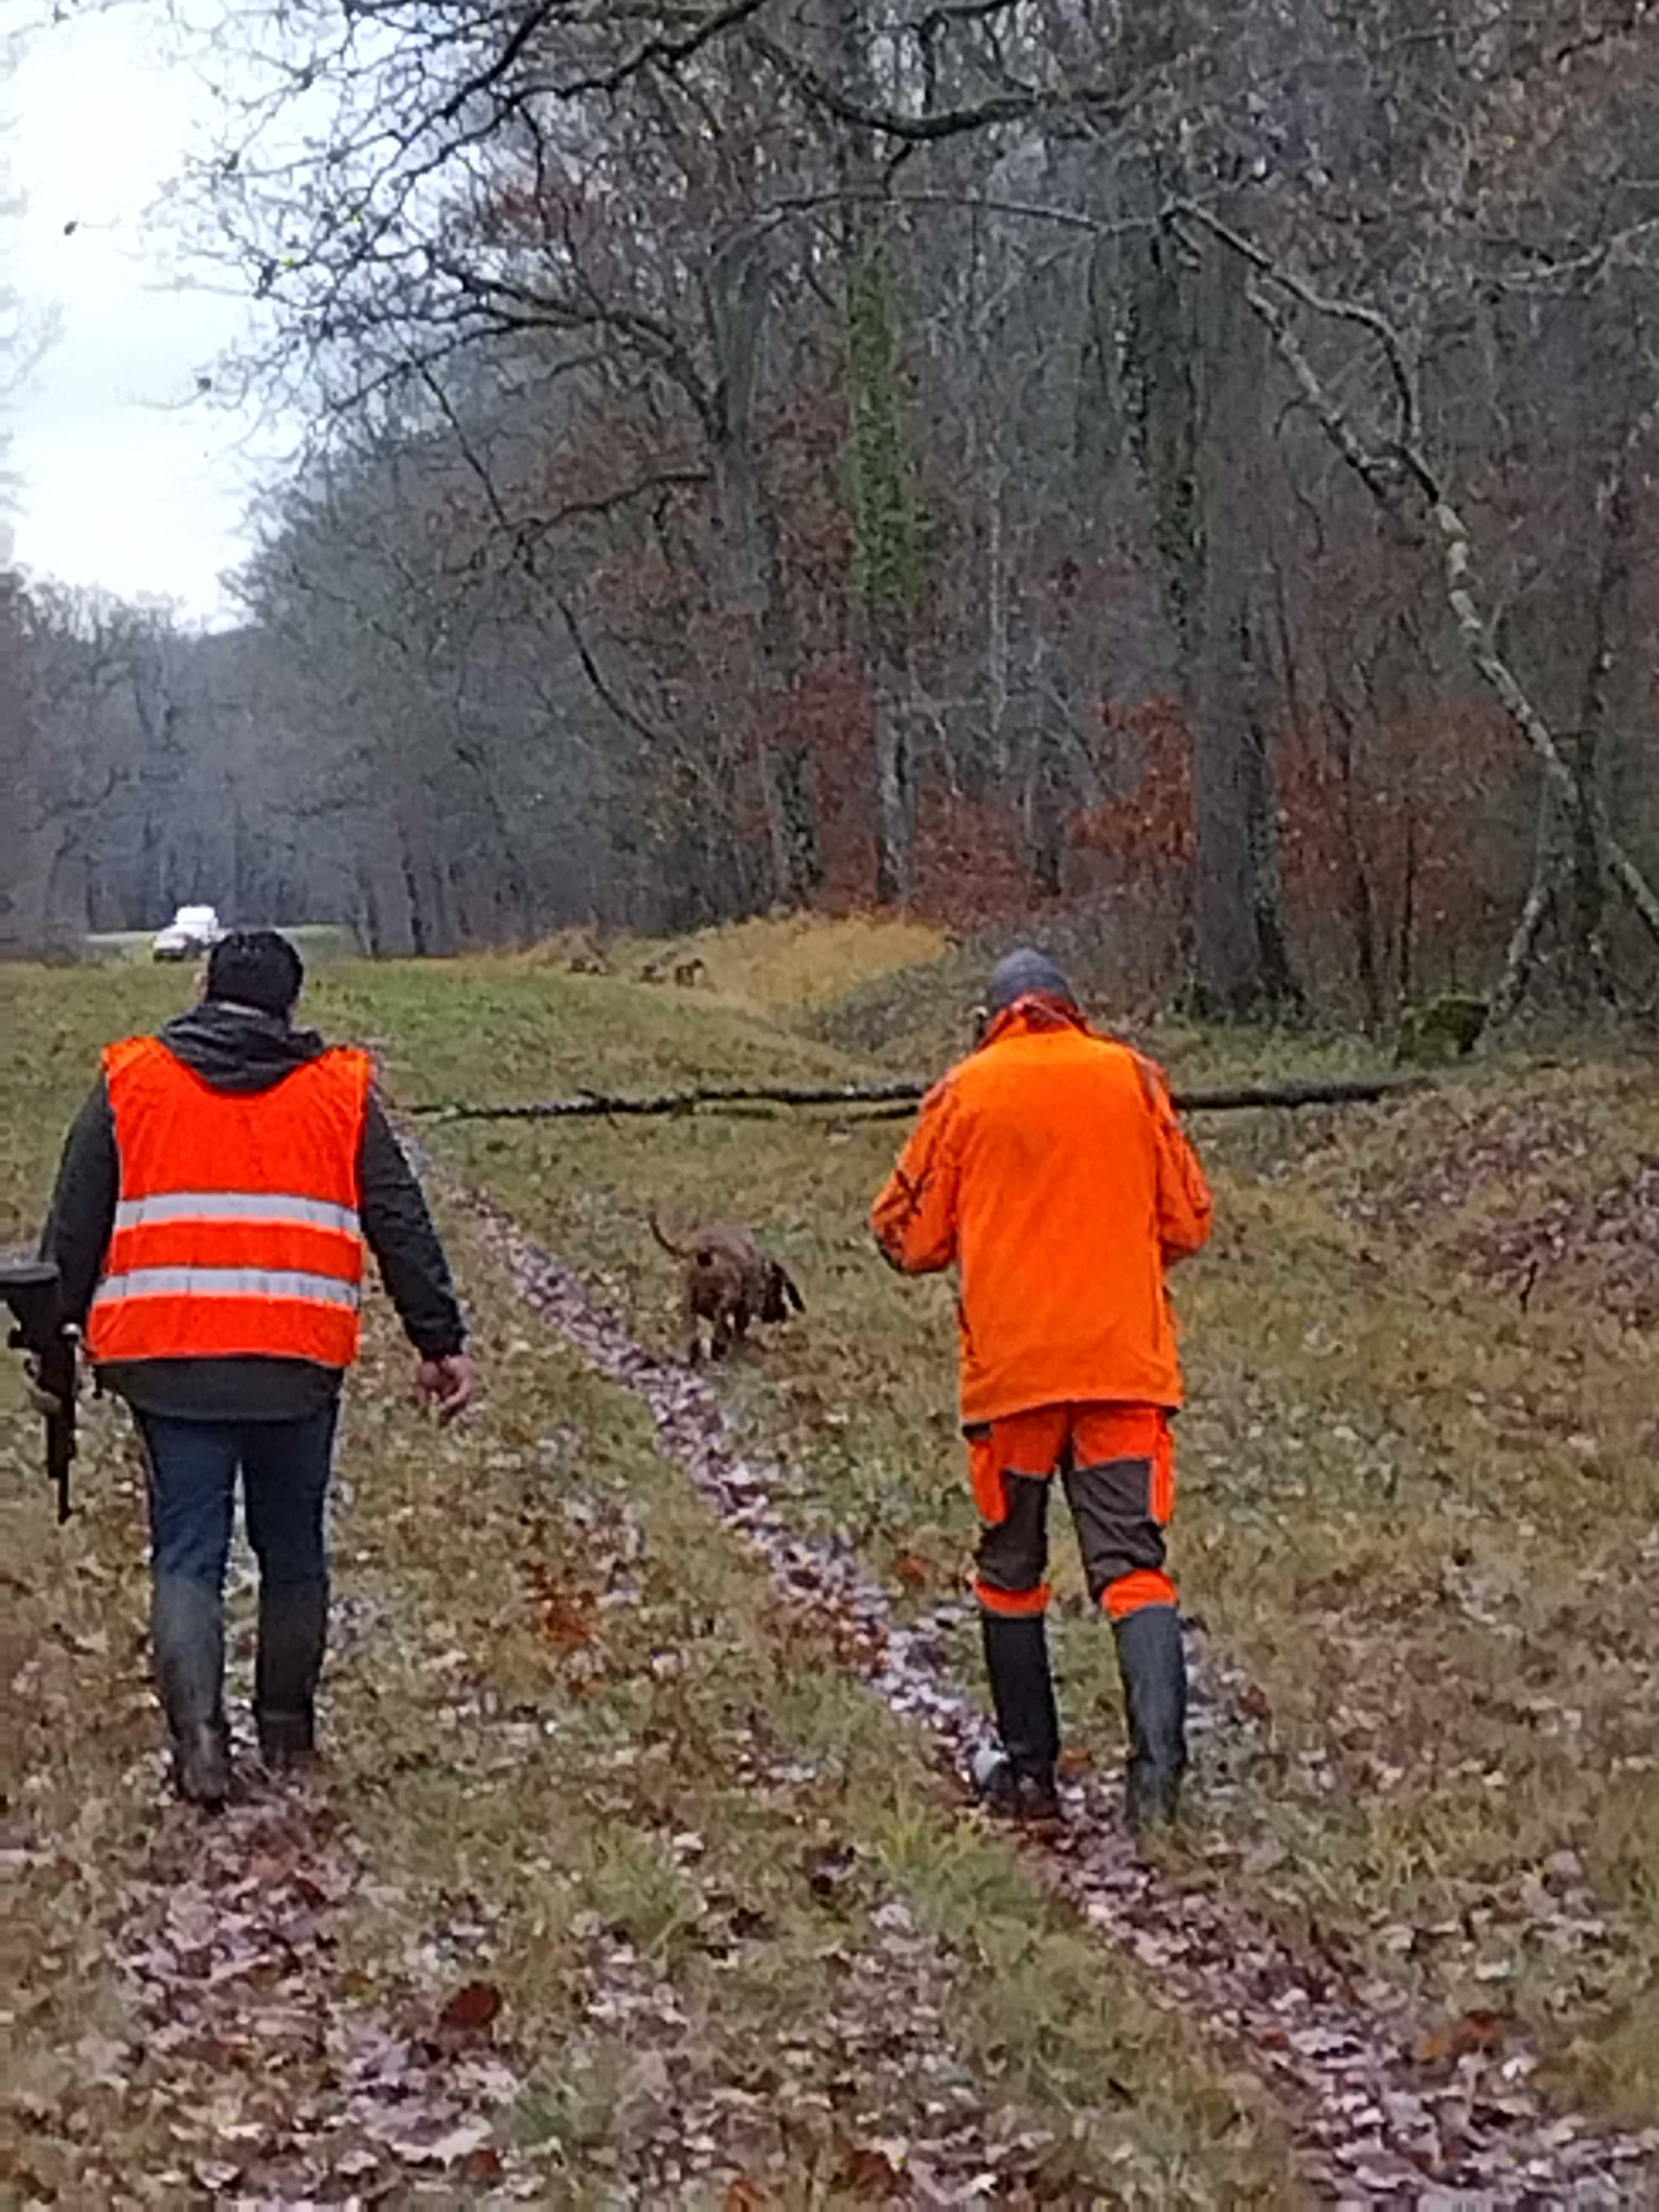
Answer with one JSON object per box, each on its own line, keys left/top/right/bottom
{"left": 870, "top": 999, "right": 1213, "bottom": 1423}
{"left": 85, "top": 1035, "right": 371, "bottom": 1370}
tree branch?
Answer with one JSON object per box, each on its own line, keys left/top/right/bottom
{"left": 1181, "top": 209, "right": 1659, "bottom": 964}
{"left": 555, "top": 597, "right": 672, "bottom": 748}
{"left": 1168, "top": 198, "right": 1423, "bottom": 473}
{"left": 407, "top": 1072, "right": 1436, "bottom": 1122}
{"left": 744, "top": 29, "right": 1129, "bottom": 144}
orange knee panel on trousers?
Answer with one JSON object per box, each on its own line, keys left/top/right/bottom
{"left": 967, "top": 1401, "right": 1176, "bottom": 1618}
{"left": 974, "top": 1578, "right": 1053, "bottom": 1616}
{"left": 1102, "top": 1567, "right": 1178, "bottom": 1620}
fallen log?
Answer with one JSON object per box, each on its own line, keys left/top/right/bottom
{"left": 408, "top": 1072, "right": 1433, "bottom": 1124}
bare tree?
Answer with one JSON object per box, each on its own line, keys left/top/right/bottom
{"left": 9, "top": 0, "right": 1639, "bottom": 1013}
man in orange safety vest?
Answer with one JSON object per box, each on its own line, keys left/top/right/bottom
{"left": 41, "top": 930, "right": 475, "bottom": 1807}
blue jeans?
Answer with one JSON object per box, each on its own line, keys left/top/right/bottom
{"left": 137, "top": 1406, "right": 338, "bottom": 1590}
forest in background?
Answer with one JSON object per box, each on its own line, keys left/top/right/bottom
{"left": 2, "top": 0, "right": 1656, "bottom": 1023}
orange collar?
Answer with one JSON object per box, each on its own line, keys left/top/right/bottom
{"left": 979, "top": 994, "right": 1093, "bottom": 1050}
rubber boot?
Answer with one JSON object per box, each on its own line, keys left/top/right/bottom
{"left": 255, "top": 1578, "right": 328, "bottom": 1767}
{"left": 152, "top": 1574, "right": 231, "bottom": 1809}
{"left": 1113, "top": 1604, "right": 1187, "bottom": 1831}
{"left": 974, "top": 1611, "right": 1062, "bottom": 1822}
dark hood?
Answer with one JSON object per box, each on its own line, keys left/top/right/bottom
{"left": 156, "top": 1001, "right": 328, "bottom": 1094}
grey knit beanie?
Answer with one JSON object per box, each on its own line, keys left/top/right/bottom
{"left": 987, "top": 947, "right": 1076, "bottom": 1011}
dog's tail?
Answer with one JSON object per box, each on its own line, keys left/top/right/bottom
{"left": 648, "top": 1206, "right": 688, "bottom": 1260}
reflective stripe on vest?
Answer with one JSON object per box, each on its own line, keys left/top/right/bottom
{"left": 113, "top": 1193, "right": 362, "bottom": 1236}
{"left": 92, "top": 1266, "right": 362, "bottom": 1310}
{"left": 86, "top": 1035, "right": 371, "bottom": 1370}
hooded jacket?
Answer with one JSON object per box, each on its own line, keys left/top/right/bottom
{"left": 41, "top": 1000, "right": 466, "bottom": 1419}
{"left": 869, "top": 997, "right": 1212, "bottom": 1423}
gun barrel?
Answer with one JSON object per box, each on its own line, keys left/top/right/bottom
{"left": 48, "top": 1417, "right": 74, "bottom": 1523}
{"left": 2, "top": 1258, "right": 76, "bottom": 1520}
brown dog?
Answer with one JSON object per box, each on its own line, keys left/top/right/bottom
{"left": 649, "top": 1210, "right": 805, "bottom": 1363}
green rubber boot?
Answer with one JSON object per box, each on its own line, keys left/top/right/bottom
{"left": 152, "top": 1574, "right": 231, "bottom": 1809}
{"left": 1113, "top": 1604, "right": 1187, "bottom": 1831}
{"left": 255, "top": 1578, "right": 328, "bottom": 1766}
{"left": 974, "top": 1611, "right": 1062, "bottom": 1822}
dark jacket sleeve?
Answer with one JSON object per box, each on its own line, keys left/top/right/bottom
{"left": 358, "top": 1096, "right": 467, "bottom": 1356}
{"left": 40, "top": 1079, "right": 118, "bottom": 1325}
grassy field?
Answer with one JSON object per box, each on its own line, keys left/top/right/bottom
{"left": 2, "top": 931, "right": 1655, "bottom": 2200}
{"left": 79, "top": 923, "right": 364, "bottom": 968}
{"left": 517, "top": 912, "right": 952, "bottom": 1016}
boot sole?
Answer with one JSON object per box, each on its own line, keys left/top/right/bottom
{"left": 973, "top": 1773, "right": 1065, "bottom": 1829}
{"left": 173, "top": 1723, "right": 231, "bottom": 1809}
{"left": 1126, "top": 1791, "right": 1182, "bottom": 1834}
{"left": 175, "top": 1758, "right": 231, "bottom": 1809}
{"left": 257, "top": 1709, "right": 317, "bottom": 1770}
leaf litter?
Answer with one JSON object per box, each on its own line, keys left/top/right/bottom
{"left": 9, "top": 1051, "right": 1648, "bottom": 2205}
{"left": 545, "top": 1893, "right": 1071, "bottom": 2203}
{"left": 1313, "top": 1089, "right": 1658, "bottom": 1331}
{"left": 102, "top": 1776, "right": 538, "bottom": 2203}
{"left": 7, "top": 1269, "right": 1150, "bottom": 2205}
{"left": 459, "top": 1178, "right": 1659, "bottom": 2207}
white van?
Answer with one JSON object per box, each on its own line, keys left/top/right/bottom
{"left": 152, "top": 905, "right": 225, "bottom": 961}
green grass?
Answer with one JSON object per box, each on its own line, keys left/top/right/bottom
{"left": 369, "top": 949, "right": 1659, "bottom": 2131}
{"left": 1, "top": 948, "right": 1293, "bottom": 2202}
{"left": 518, "top": 911, "right": 952, "bottom": 1016}
{"left": 79, "top": 924, "right": 362, "bottom": 965}
{"left": 3, "top": 933, "right": 1654, "bottom": 2198}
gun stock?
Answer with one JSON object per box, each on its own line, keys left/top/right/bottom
{"left": 1, "top": 1260, "right": 77, "bottom": 1522}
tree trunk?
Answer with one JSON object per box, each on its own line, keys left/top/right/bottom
{"left": 831, "top": 0, "right": 919, "bottom": 907}
{"left": 1558, "top": 406, "right": 1642, "bottom": 1009}
{"left": 1128, "top": 206, "right": 1301, "bottom": 1017}
{"left": 1339, "top": 753, "right": 1384, "bottom": 1032}
{"left": 1397, "top": 807, "right": 1418, "bottom": 1005}
{"left": 987, "top": 467, "right": 1009, "bottom": 784}
{"left": 761, "top": 738, "right": 822, "bottom": 908}
{"left": 0, "top": 830, "right": 56, "bottom": 956}
{"left": 706, "top": 233, "right": 820, "bottom": 909}
{"left": 870, "top": 662, "right": 914, "bottom": 905}
{"left": 1021, "top": 728, "right": 1065, "bottom": 901}
{"left": 1190, "top": 595, "right": 1302, "bottom": 1015}
{"left": 361, "top": 822, "right": 416, "bottom": 957}
{"left": 1491, "top": 780, "right": 1564, "bottom": 1024}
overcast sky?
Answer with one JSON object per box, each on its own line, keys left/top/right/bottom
{"left": 4, "top": 7, "right": 278, "bottom": 625}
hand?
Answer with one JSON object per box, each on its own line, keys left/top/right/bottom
{"left": 415, "top": 1352, "right": 477, "bottom": 1422}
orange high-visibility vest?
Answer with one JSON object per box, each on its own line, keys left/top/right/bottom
{"left": 86, "top": 1035, "right": 371, "bottom": 1370}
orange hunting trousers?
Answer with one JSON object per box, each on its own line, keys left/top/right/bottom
{"left": 966, "top": 1402, "right": 1177, "bottom": 1622}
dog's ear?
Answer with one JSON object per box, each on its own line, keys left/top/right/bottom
{"left": 766, "top": 1261, "right": 805, "bottom": 1319}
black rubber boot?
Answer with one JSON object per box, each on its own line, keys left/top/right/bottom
{"left": 255, "top": 1578, "right": 328, "bottom": 1766}
{"left": 1113, "top": 1604, "right": 1187, "bottom": 1832}
{"left": 975, "top": 1611, "right": 1062, "bottom": 1822}
{"left": 152, "top": 1574, "right": 231, "bottom": 1809}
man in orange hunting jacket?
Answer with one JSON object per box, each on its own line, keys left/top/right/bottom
{"left": 871, "top": 948, "right": 1212, "bottom": 1828}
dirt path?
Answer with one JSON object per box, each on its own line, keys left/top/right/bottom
{"left": 458, "top": 1181, "right": 1659, "bottom": 2208}
{"left": 108, "top": 1780, "right": 529, "bottom": 2203}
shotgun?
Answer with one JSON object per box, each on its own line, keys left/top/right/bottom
{"left": 1, "top": 1260, "right": 77, "bottom": 1523}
